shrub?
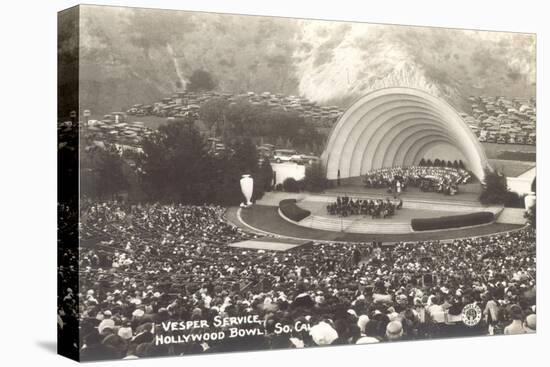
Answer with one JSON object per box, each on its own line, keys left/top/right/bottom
{"left": 525, "top": 203, "right": 536, "bottom": 228}
{"left": 304, "top": 161, "right": 328, "bottom": 192}
{"left": 187, "top": 69, "right": 217, "bottom": 92}
{"left": 411, "top": 212, "right": 495, "bottom": 231}
{"left": 479, "top": 169, "right": 509, "bottom": 205}
{"left": 280, "top": 199, "right": 297, "bottom": 206}
{"left": 283, "top": 177, "right": 300, "bottom": 192}
{"left": 279, "top": 199, "right": 311, "bottom": 221}
{"left": 504, "top": 191, "right": 525, "bottom": 208}
{"left": 254, "top": 158, "right": 274, "bottom": 198}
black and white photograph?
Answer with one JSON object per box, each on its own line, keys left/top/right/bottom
{"left": 57, "top": 3, "right": 538, "bottom": 362}
{"left": 52, "top": 1, "right": 540, "bottom": 364}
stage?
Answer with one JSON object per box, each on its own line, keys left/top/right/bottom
{"left": 238, "top": 182, "right": 505, "bottom": 235}
{"left": 288, "top": 185, "right": 500, "bottom": 234}
{"left": 220, "top": 180, "right": 528, "bottom": 244}
{"left": 226, "top": 204, "right": 522, "bottom": 243}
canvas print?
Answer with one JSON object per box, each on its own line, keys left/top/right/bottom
{"left": 57, "top": 4, "right": 536, "bottom": 362}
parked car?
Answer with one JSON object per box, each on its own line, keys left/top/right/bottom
{"left": 289, "top": 154, "right": 304, "bottom": 164}
{"left": 273, "top": 149, "right": 297, "bottom": 163}
{"left": 300, "top": 155, "right": 320, "bottom": 165}
{"left": 111, "top": 112, "right": 127, "bottom": 123}
{"left": 257, "top": 145, "right": 274, "bottom": 159}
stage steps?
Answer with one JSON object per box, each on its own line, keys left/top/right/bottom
{"left": 299, "top": 215, "right": 345, "bottom": 231}
{"left": 299, "top": 215, "right": 412, "bottom": 234}
{"left": 346, "top": 221, "right": 412, "bottom": 234}
{"left": 496, "top": 208, "right": 527, "bottom": 225}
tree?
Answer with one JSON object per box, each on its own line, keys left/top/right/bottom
{"left": 141, "top": 122, "right": 212, "bottom": 203}
{"left": 205, "top": 100, "right": 325, "bottom": 151}
{"left": 504, "top": 191, "right": 524, "bottom": 208}
{"left": 208, "top": 155, "right": 242, "bottom": 206}
{"left": 98, "top": 147, "right": 129, "bottom": 199}
{"left": 303, "top": 143, "right": 312, "bottom": 155}
{"left": 187, "top": 69, "right": 217, "bottom": 92}
{"left": 525, "top": 203, "right": 536, "bottom": 228}
{"left": 232, "top": 138, "right": 259, "bottom": 176}
{"left": 283, "top": 177, "right": 300, "bottom": 193}
{"left": 138, "top": 120, "right": 273, "bottom": 206}
{"left": 199, "top": 97, "right": 229, "bottom": 135}
{"left": 80, "top": 145, "right": 128, "bottom": 200}
{"left": 257, "top": 158, "right": 274, "bottom": 193}
{"left": 479, "top": 169, "right": 509, "bottom": 205}
{"left": 58, "top": 122, "right": 79, "bottom": 205}
{"left": 222, "top": 99, "right": 261, "bottom": 138}
{"left": 304, "top": 161, "right": 328, "bottom": 192}
{"left": 275, "top": 136, "right": 285, "bottom": 148}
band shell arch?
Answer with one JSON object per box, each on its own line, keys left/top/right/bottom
{"left": 321, "top": 87, "right": 489, "bottom": 180}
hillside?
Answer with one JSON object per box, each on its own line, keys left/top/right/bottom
{"left": 78, "top": 5, "right": 536, "bottom": 115}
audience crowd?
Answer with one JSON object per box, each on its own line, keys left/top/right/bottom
{"left": 364, "top": 166, "right": 472, "bottom": 196}
{"left": 326, "top": 196, "right": 403, "bottom": 218}
{"left": 57, "top": 201, "right": 535, "bottom": 361}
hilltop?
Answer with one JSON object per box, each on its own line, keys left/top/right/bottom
{"left": 78, "top": 6, "right": 536, "bottom": 115}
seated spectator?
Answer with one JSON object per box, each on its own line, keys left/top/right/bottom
{"left": 504, "top": 305, "right": 526, "bottom": 335}
{"left": 326, "top": 196, "right": 400, "bottom": 218}
{"left": 524, "top": 314, "right": 536, "bottom": 333}
{"left": 57, "top": 201, "right": 536, "bottom": 359}
{"left": 385, "top": 321, "right": 403, "bottom": 341}
{"left": 363, "top": 165, "right": 471, "bottom": 196}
